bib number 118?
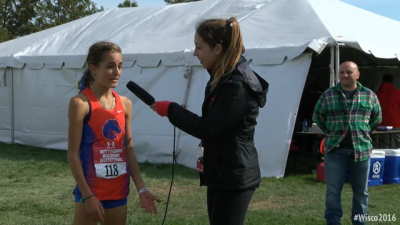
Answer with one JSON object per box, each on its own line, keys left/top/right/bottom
{"left": 95, "top": 162, "right": 126, "bottom": 179}
{"left": 105, "top": 164, "right": 119, "bottom": 177}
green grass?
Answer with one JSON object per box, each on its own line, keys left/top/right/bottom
{"left": 0, "top": 143, "right": 399, "bottom": 225}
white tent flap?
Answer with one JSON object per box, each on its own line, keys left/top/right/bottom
{"left": 0, "top": 68, "right": 12, "bottom": 143}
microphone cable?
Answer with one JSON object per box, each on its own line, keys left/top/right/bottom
{"left": 161, "top": 125, "right": 177, "bottom": 225}
{"left": 124, "top": 81, "right": 177, "bottom": 224}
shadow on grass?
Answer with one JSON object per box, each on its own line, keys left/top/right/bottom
{"left": 0, "top": 143, "right": 199, "bottom": 180}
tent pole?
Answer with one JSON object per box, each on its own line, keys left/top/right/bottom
{"left": 11, "top": 67, "right": 14, "bottom": 144}
{"left": 329, "top": 45, "right": 335, "bottom": 87}
{"left": 175, "top": 66, "right": 193, "bottom": 161}
{"left": 335, "top": 43, "right": 340, "bottom": 84}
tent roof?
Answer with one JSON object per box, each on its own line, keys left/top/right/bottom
{"left": 1, "top": 0, "right": 399, "bottom": 68}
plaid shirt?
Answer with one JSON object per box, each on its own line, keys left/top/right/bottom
{"left": 312, "top": 82, "right": 382, "bottom": 162}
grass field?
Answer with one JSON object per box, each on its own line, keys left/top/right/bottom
{"left": 0, "top": 143, "right": 399, "bottom": 225}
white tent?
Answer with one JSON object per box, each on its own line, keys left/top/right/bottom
{"left": 1, "top": 0, "right": 400, "bottom": 178}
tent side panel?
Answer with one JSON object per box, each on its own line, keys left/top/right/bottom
{"left": 252, "top": 53, "right": 312, "bottom": 178}
{"left": 176, "top": 53, "right": 313, "bottom": 178}
{"left": 12, "top": 67, "right": 83, "bottom": 149}
{"left": 11, "top": 64, "right": 191, "bottom": 161}
{"left": 0, "top": 68, "right": 12, "bottom": 143}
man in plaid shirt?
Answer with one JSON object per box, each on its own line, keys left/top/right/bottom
{"left": 313, "top": 61, "right": 382, "bottom": 225}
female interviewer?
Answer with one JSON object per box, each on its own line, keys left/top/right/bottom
{"left": 150, "top": 17, "right": 269, "bottom": 225}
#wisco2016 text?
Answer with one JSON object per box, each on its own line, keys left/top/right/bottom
{"left": 354, "top": 214, "right": 396, "bottom": 222}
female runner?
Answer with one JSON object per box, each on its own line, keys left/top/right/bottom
{"left": 68, "top": 41, "right": 160, "bottom": 225}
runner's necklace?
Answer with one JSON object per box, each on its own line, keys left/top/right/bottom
{"left": 99, "top": 97, "right": 115, "bottom": 110}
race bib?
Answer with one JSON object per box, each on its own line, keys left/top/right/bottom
{"left": 93, "top": 142, "right": 127, "bottom": 179}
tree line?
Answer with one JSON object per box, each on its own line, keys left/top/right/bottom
{"left": 0, "top": 0, "right": 200, "bottom": 43}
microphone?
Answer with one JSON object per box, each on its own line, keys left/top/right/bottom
{"left": 126, "top": 81, "right": 156, "bottom": 106}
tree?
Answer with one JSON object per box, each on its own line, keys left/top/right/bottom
{"left": 164, "top": 0, "right": 201, "bottom": 4}
{"left": 0, "top": 29, "right": 11, "bottom": 43}
{"left": 1, "top": 0, "right": 42, "bottom": 39}
{"left": 0, "top": 0, "right": 104, "bottom": 42}
{"left": 35, "top": 0, "right": 104, "bottom": 30}
{"left": 118, "top": 0, "right": 138, "bottom": 7}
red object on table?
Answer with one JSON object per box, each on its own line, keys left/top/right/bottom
{"left": 320, "top": 138, "right": 325, "bottom": 154}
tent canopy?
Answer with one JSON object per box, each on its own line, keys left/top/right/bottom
{"left": 1, "top": 0, "right": 400, "bottom": 69}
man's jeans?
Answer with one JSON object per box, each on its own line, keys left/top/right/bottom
{"left": 324, "top": 147, "right": 370, "bottom": 225}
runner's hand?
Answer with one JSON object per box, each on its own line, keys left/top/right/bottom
{"left": 139, "top": 191, "right": 161, "bottom": 215}
{"left": 85, "top": 196, "right": 105, "bottom": 222}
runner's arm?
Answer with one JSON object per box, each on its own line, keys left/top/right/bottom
{"left": 67, "top": 95, "right": 93, "bottom": 197}
{"left": 121, "top": 96, "right": 146, "bottom": 191}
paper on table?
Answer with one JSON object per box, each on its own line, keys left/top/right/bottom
{"left": 310, "top": 123, "right": 324, "bottom": 134}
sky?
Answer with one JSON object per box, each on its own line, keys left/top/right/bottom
{"left": 94, "top": 0, "right": 400, "bottom": 22}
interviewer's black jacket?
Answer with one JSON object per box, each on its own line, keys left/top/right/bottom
{"left": 166, "top": 56, "right": 269, "bottom": 190}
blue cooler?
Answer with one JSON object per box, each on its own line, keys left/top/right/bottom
{"left": 381, "top": 149, "right": 400, "bottom": 184}
{"left": 368, "top": 150, "right": 385, "bottom": 186}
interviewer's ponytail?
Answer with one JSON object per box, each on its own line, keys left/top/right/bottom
{"left": 195, "top": 17, "right": 245, "bottom": 90}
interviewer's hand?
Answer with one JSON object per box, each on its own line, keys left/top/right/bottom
{"left": 150, "top": 103, "right": 156, "bottom": 111}
{"left": 150, "top": 101, "right": 170, "bottom": 117}
{"left": 139, "top": 191, "right": 161, "bottom": 215}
